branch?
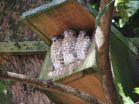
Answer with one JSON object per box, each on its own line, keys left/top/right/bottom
{"left": 0, "top": 70, "right": 103, "bottom": 104}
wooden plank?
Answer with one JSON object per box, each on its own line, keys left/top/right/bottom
{"left": 39, "top": 51, "right": 53, "bottom": 80}
{"left": 0, "top": 41, "right": 49, "bottom": 55}
{"left": 28, "top": 1, "right": 95, "bottom": 39}
{"left": 23, "top": 20, "right": 51, "bottom": 45}
{"left": 22, "top": 0, "right": 67, "bottom": 19}
{"left": 49, "top": 72, "right": 106, "bottom": 104}
{"left": 22, "top": 0, "right": 95, "bottom": 42}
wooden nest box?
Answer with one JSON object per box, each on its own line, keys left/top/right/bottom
{"left": 22, "top": 0, "right": 138, "bottom": 103}
{"left": 22, "top": 0, "right": 96, "bottom": 44}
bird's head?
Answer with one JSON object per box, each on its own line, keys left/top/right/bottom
{"left": 79, "top": 30, "right": 92, "bottom": 37}
{"left": 63, "top": 29, "right": 78, "bottom": 38}
{"left": 52, "top": 36, "right": 59, "bottom": 42}
{"left": 79, "top": 30, "right": 87, "bottom": 37}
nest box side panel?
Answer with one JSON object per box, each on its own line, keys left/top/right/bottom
{"left": 63, "top": 72, "right": 106, "bottom": 102}
{"left": 26, "top": 1, "right": 95, "bottom": 41}
{"left": 52, "top": 91, "right": 86, "bottom": 104}
{"left": 51, "top": 72, "right": 107, "bottom": 103}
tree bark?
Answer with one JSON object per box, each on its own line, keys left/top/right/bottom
{"left": 0, "top": 70, "right": 103, "bottom": 104}
{"left": 95, "top": 0, "right": 119, "bottom": 103}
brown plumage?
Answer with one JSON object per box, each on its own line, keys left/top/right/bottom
{"left": 50, "top": 35, "right": 64, "bottom": 70}
{"left": 62, "top": 29, "right": 78, "bottom": 65}
{"left": 76, "top": 30, "right": 91, "bottom": 60}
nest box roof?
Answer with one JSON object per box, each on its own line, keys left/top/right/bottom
{"left": 22, "top": 0, "right": 96, "bottom": 44}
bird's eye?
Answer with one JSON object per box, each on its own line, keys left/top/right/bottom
{"left": 54, "top": 39, "right": 56, "bottom": 42}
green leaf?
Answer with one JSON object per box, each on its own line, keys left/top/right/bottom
{"left": 118, "top": 84, "right": 134, "bottom": 104}
{"left": 134, "top": 87, "right": 139, "bottom": 94}
{"left": 0, "top": 80, "right": 11, "bottom": 93}
{"left": 114, "top": 0, "right": 139, "bottom": 27}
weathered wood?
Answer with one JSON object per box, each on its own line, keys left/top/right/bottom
{"left": 0, "top": 41, "right": 49, "bottom": 55}
{"left": 22, "top": 0, "right": 67, "bottom": 19}
{"left": 0, "top": 70, "right": 103, "bottom": 104}
{"left": 50, "top": 71, "right": 106, "bottom": 104}
{"left": 23, "top": 20, "right": 51, "bottom": 45}
{"left": 22, "top": 0, "right": 95, "bottom": 43}
{"left": 39, "top": 51, "right": 52, "bottom": 80}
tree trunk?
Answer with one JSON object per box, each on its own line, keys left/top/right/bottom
{"left": 0, "top": 0, "right": 53, "bottom": 104}
{"left": 95, "top": 0, "right": 119, "bottom": 103}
